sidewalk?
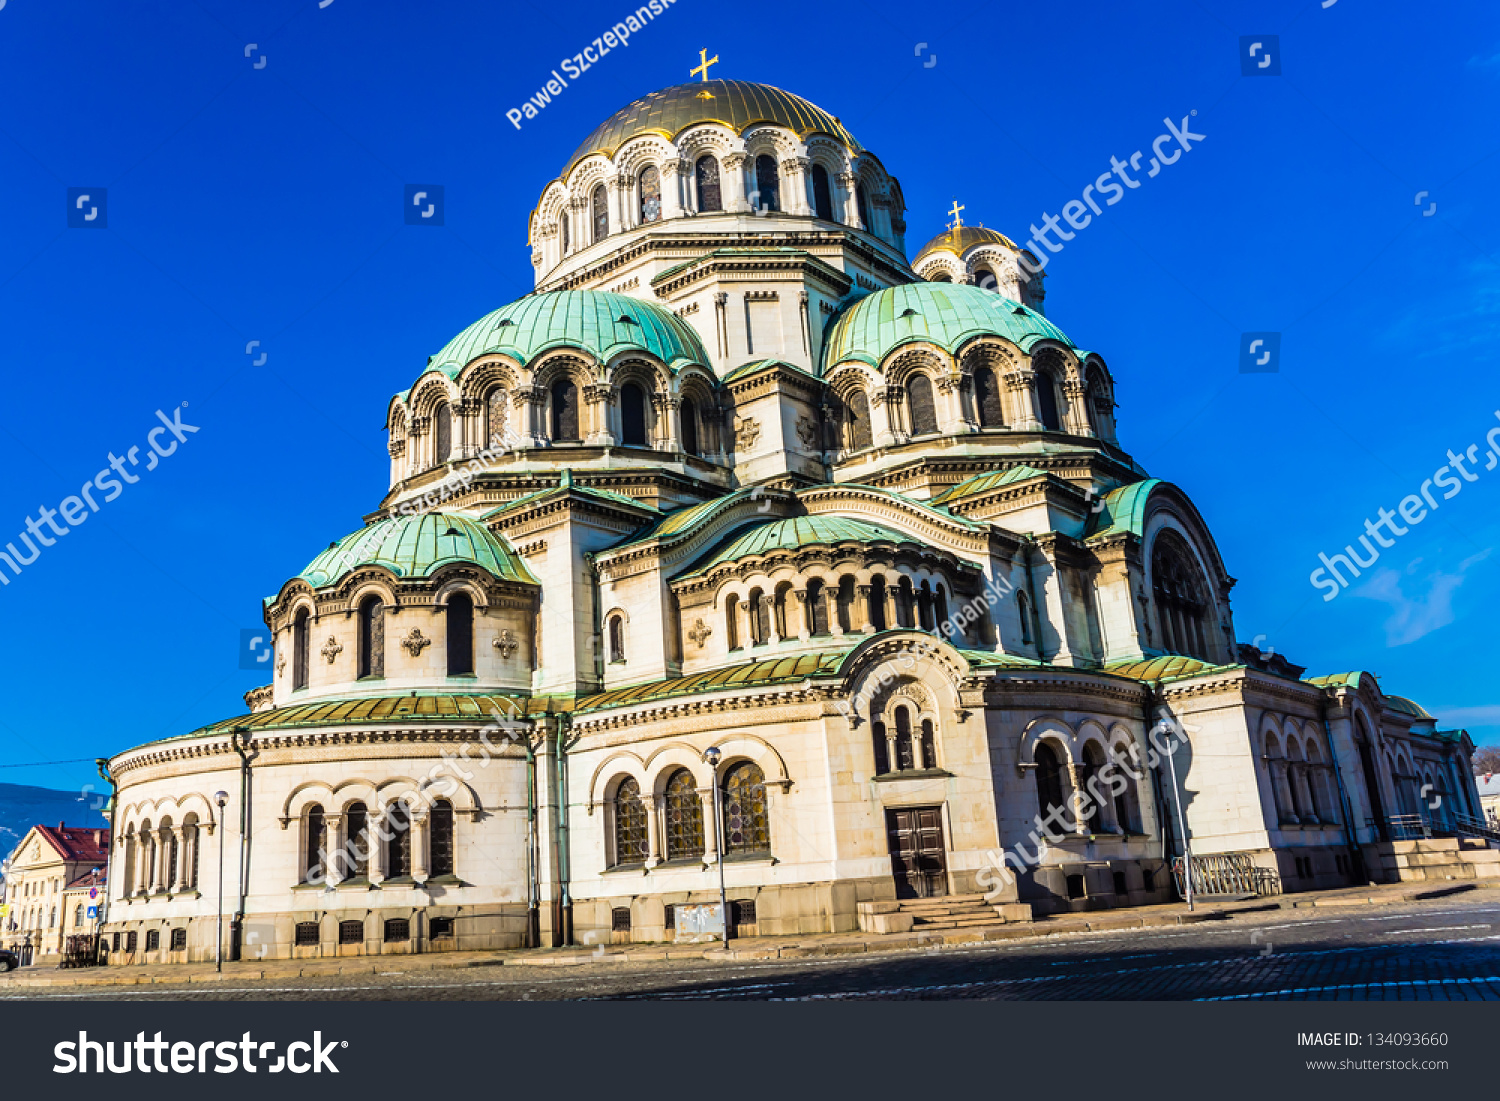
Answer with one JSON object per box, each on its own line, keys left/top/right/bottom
{"left": 3, "top": 878, "right": 1492, "bottom": 991}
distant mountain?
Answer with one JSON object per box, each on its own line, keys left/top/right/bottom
{"left": 0, "top": 783, "right": 108, "bottom": 859}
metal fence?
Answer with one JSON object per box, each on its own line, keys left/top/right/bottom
{"left": 1384, "top": 812, "right": 1500, "bottom": 846}
{"left": 1170, "top": 853, "right": 1282, "bottom": 899}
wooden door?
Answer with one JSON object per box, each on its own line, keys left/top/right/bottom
{"left": 886, "top": 806, "right": 948, "bottom": 899}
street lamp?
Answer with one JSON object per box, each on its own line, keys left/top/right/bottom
{"left": 1161, "top": 726, "right": 1194, "bottom": 912}
{"left": 214, "top": 790, "right": 229, "bottom": 972}
{"left": 702, "top": 747, "right": 729, "bottom": 943}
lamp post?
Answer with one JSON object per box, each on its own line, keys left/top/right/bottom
{"left": 1161, "top": 724, "right": 1193, "bottom": 912}
{"left": 702, "top": 747, "right": 729, "bottom": 943}
{"left": 214, "top": 790, "right": 229, "bottom": 972}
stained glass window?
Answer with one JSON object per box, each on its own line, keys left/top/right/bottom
{"left": 551, "top": 379, "right": 579, "bottom": 441}
{"left": 907, "top": 374, "right": 938, "bottom": 436}
{"left": 808, "top": 578, "right": 829, "bottom": 636}
{"left": 435, "top": 401, "right": 452, "bottom": 464}
{"left": 847, "top": 390, "right": 872, "bottom": 450}
{"left": 639, "top": 165, "right": 661, "bottom": 223}
{"left": 591, "top": 184, "right": 608, "bottom": 243}
{"left": 1151, "top": 531, "right": 1212, "bottom": 661}
{"left": 358, "top": 595, "right": 383, "bottom": 678}
{"left": 430, "top": 800, "right": 454, "bottom": 877}
{"left": 695, "top": 155, "right": 722, "bottom": 213}
{"left": 612, "top": 778, "right": 647, "bottom": 866}
{"left": 811, "top": 164, "right": 834, "bottom": 221}
{"left": 663, "top": 769, "right": 704, "bottom": 860}
{"left": 722, "top": 762, "right": 770, "bottom": 856}
{"left": 754, "top": 155, "right": 779, "bottom": 212}
{"left": 486, "top": 387, "right": 508, "bottom": 450}
{"left": 974, "top": 367, "right": 1003, "bottom": 427}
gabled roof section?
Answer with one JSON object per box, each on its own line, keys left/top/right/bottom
{"left": 1306, "top": 671, "right": 1380, "bottom": 692}
{"left": 1084, "top": 478, "right": 1160, "bottom": 540}
{"left": 1105, "top": 655, "right": 1238, "bottom": 683}
{"left": 676, "top": 515, "right": 951, "bottom": 581}
{"left": 722, "top": 358, "right": 822, "bottom": 385}
{"left": 30, "top": 824, "right": 110, "bottom": 864}
{"left": 480, "top": 473, "right": 661, "bottom": 524}
{"left": 577, "top": 649, "right": 851, "bottom": 713}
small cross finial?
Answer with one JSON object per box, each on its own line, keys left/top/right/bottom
{"left": 691, "top": 48, "right": 719, "bottom": 82}
{"left": 948, "top": 200, "right": 964, "bottom": 229}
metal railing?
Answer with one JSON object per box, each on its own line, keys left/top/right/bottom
{"left": 1381, "top": 812, "right": 1500, "bottom": 846}
{"left": 1171, "top": 853, "right": 1282, "bottom": 899}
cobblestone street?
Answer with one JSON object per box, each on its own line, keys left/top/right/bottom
{"left": 8, "top": 896, "right": 1500, "bottom": 1002}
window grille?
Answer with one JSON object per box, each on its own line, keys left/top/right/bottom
{"left": 145, "top": 929, "right": 160, "bottom": 951}
{"left": 338, "top": 920, "right": 364, "bottom": 945}
{"left": 611, "top": 907, "right": 631, "bottom": 932}
{"left": 384, "top": 919, "right": 410, "bottom": 942}
{"left": 295, "top": 922, "right": 321, "bottom": 946}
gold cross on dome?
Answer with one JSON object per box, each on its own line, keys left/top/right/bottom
{"left": 948, "top": 200, "right": 965, "bottom": 229}
{"left": 691, "top": 48, "right": 719, "bottom": 82}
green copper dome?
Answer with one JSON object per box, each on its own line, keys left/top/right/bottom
{"left": 824, "top": 283, "right": 1075, "bottom": 370}
{"left": 425, "top": 290, "right": 709, "bottom": 376}
{"left": 297, "top": 512, "right": 538, "bottom": 588}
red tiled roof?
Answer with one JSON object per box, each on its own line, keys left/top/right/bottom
{"left": 65, "top": 867, "right": 108, "bottom": 891}
{"left": 33, "top": 824, "right": 110, "bottom": 864}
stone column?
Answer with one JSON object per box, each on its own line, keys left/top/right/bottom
{"left": 884, "top": 720, "right": 899, "bottom": 776}
{"left": 939, "top": 374, "right": 975, "bottom": 434}
{"left": 515, "top": 387, "right": 546, "bottom": 449}
{"left": 781, "top": 156, "right": 811, "bottom": 214}
{"left": 153, "top": 830, "right": 169, "bottom": 892}
{"left": 324, "top": 814, "right": 345, "bottom": 886}
{"left": 172, "top": 827, "right": 189, "bottom": 892}
{"left": 826, "top": 585, "right": 845, "bottom": 637}
{"left": 701, "top": 789, "right": 720, "bottom": 864}
{"left": 411, "top": 813, "right": 430, "bottom": 882}
{"left": 610, "top": 173, "right": 627, "bottom": 232}
{"left": 653, "top": 394, "right": 680, "bottom": 451}
{"left": 1062, "top": 378, "right": 1092, "bottom": 436}
{"left": 854, "top": 585, "right": 874, "bottom": 633}
{"left": 872, "top": 386, "right": 905, "bottom": 446}
{"left": 662, "top": 159, "right": 686, "bottom": 220}
{"left": 763, "top": 593, "right": 779, "bottom": 645}
{"left": 836, "top": 172, "right": 861, "bottom": 228}
{"left": 643, "top": 797, "right": 662, "bottom": 868}
{"left": 1005, "top": 369, "right": 1041, "bottom": 431}
{"left": 723, "top": 152, "right": 750, "bottom": 213}
{"left": 884, "top": 580, "right": 901, "bottom": 632}
{"left": 1066, "top": 762, "right": 1089, "bottom": 835}
{"left": 793, "top": 589, "right": 811, "bottom": 640}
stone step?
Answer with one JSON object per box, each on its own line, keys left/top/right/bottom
{"left": 910, "top": 914, "right": 1006, "bottom": 929}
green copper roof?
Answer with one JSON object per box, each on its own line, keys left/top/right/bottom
{"left": 1085, "top": 479, "right": 1160, "bottom": 539}
{"left": 677, "top": 515, "right": 925, "bottom": 579}
{"left": 824, "top": 283, "right": 1075, "bottom": 370}
{"left": 1105, "top": 656, "right": 1236, "bottom": 683}
{"left": 1387, "top": 695, "right": 1434, "bottom": 721}
{"left": 425, "top": 290, "right": 709, "bottom": 376}
{"left": 578, "top": 649, "right": 852, "bottom": 713}
{"left": 722, "top": 358, "right": 822, "bottom": 385}
{"left": 1306, "top": 671, "right": 1380, "bottom": 691}
{"left": 932, "top": 465, "right": 1049, "bottom": 505}
{"left": 297, "top": 512, "right": 538, "bottom": 589}
{"left": 480, "top": 473, "right": 660, "bottom": 523}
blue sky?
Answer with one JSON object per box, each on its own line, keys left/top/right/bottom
{"left": 1, "top": 0, "right": 1497, "bottom": 797}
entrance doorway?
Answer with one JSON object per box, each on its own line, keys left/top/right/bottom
{"left": 886, "top": 806, "right": 947, "bottom": 899}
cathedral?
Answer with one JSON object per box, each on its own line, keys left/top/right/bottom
{"left": 95, "top": 71, "right": 1483, "bottom": 962}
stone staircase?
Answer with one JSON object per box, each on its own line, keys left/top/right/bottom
{"left": 857, "top": 893, "right": 1032, "bottom": 934}
{"left": 1373, "top": 837, "right": 1500, "bottom": 883}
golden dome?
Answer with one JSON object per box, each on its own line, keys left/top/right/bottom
{"left": 564, "top": 80, "right": 862, "bottom": 174}
{"left": 912, "top": 225, "right": 1019, "bottom": 266}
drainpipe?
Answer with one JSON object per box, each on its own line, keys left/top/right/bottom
{"left": 1319, "top": 696, "right": 1367, "bottom": 885}
{"left": 94, "top": 759, "right": 116, "bottom": 941}
{"left": 230, "top": 727, "right": 252, "bottom": 962}
{"left": 554, "top": 712, "right": 575, "bottom": 947}
{"left": 1021, "top": 537, "right": 1050, "bottom": 664}
{"left": 525, "top": 731, "right": 540, "bottom": 949}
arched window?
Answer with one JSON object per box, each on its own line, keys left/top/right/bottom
{"left": 550, "top": 379, "right": 579, "bottom": 442}
{"left": 1151, "top": 531, "right": 1213, "bottom": 661}
{"left": 429, "top": 800, "right": 454, "bottom": 877}
{"left": 856, "top": 182, "right": 870, "bottom": 229}
{"left": 807, "top": 577, "right": 829, "bottom": 635}
{"left": 434, "top": 401, "right": 452, "bottom": 465}
{"left": 608, "top": 614, "right": 625, "bottom": 664}
{"left": 974, "top": 366, "right": 1003, "bottom": 427}
{"left": 1035, "top": 742, "right": 1068, "bottom": 819}
{"left": 750, "top": 588, "right": 774, "bottom": 648}
{"left": 166, "top": 829, "right": 179, "bottom": 890}
{"left": 811, "top": 164, "right": 834, "bottom": 221}
{"left": 725, "top": 597, "right": 740, "bottom": 651}
{"left": 920, "top": 718, "right": 936, "bottom": 770}
{"left": 695, "top": 155, "right": 722, "bottom": 213}
{"left": 591, "top": 184, "right": 608, "bottom": 243}
{"left": 680, "top": 397, "right": 701, "bottom": 457}
{"left": 611, "top": 778, "right": 647, "bottom": 866}
{"left": 386, "top": 800, "right": 411, "bottom": 879}
{"left": 638, "top": 165, "right": 661, "bottom": 223}
{"left": 304, "top": 805, "right": 325, "bottom": 883}
{"left": 868, "top": 575, "right": 888, "bottom": 631}
{"left": 846, "top": 389, "right": 872, "bottom": 451}
{"left": 485, "top": 386, "right": 509, "bottom": 450}
{"left": 1081, "top": 742, "right": 1108, "bottom": 832}
{"left": 722, "top": 762, "right": 770, "bottom": 855}
{"left": 754, "top": 154, "right": 779, "bottom": 212}
{"left": 974, "top": 266, "right": 996, "bottom": 291}
{"left": 907, "top": 374, "right": 938, "bottom": 436}
{"left": 1112, "top": 747, "right": 1142, "bottom": 833}
{"left": 185, "top": 822, "right": 200, "bottom": 888}
{"left": 620, "top": 382, "right": 648, "bottom": 446}
{"left": 357, "top": 594, "right": 384, "bottom": 679}
{"left": 663, "top": 769, "right": 704, "bottom": 860}
{"left": 1085, "top": 368, "right": 1109, "bottom": 435}
{"left": 344, "top": 802, "right": 369, "bottom": 879}
{"left": 292, "top": 607, "right": 310, "bottom": 690}
{"left": 773, "top": 582, "right": 791, "bottom": 639}
{"left": 559, "top": 212, "right": 570, "bottom": 254}
{"left": 1035, "top": 372, "right": 1062, "bottom": 431}
{"left": 929, "top": 272, "right": 952, "bottom": 283}
{"left": 1017, "top": 590, "right": 1035, "bottom": 646}
{"left": 74, "top": 903, "right": 83, "bottom": 927}
{"left": 446, "top": 592, "right": 474, "bottom": 675}
{"left": 894, "top": 706, "right": 915, "bottom": 770}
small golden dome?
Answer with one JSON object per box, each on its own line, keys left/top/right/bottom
{"left": 912, "top": 225, "right": 1019, "bottom": 266}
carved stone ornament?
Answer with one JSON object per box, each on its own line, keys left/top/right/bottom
{"left": 493, "top": 629, "right": 519, "bottom": 658}
{"left": 795, "top": 415, "right": 819, "bottom": 450}
{"left": 400, "top": 628, "right": 432, "bottom": 656}
{"left": 734, "top": 417, "right": 761, "bottom": 451}
{"left": 275, "top": 651, "right": 286, "bottom": 677}
{"left": 321, "top": 636, "right": 343, "bottom": 664}
{"left": 688, "top": 619, "right": 713, "bottom": 648}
